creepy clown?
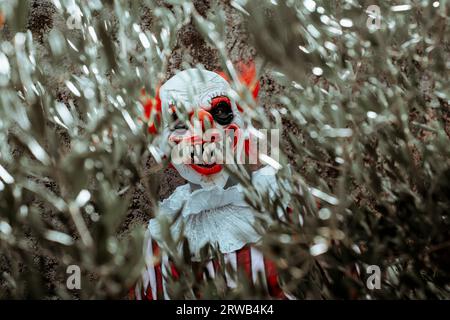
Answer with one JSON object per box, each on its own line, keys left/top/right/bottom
{"left": 130, "top": 65, "right": 292, "bottom": 300}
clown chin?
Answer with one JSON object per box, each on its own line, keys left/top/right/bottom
{"left": 173, "top": 163, "right": 229, "bottom": 189}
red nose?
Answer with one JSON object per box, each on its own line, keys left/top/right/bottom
{"left": 190, "top": 109, "right": 214, "bottom": 131}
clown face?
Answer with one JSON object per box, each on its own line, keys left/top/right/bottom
{"left": 158, "top": 69, "right": 244, "bottom": 188}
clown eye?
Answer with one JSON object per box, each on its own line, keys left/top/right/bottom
{"left": 210, "top": 97, "right": 233, "bottom": 126}
{"left": 173, "top": 121, "right": 187, "bottom": 130}
{"left": 170, "top": 110, "right": 188, "bottom": 131}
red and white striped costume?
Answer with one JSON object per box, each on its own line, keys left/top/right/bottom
{"left": 130, "top": 237, "right": 286, "bottom": 300}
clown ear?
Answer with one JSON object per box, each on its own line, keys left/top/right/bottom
{"left": 140, "top": 87, "right": 162, "bottom": 134}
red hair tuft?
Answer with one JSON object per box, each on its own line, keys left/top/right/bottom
{"left": 216, "top": 61, "right": 260, "bottom": 112}
{"left": 141, "top": 87, "right": 162, "bottom": 134}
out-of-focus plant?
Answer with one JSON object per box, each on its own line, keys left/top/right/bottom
{"left": 0, "top": 0, "right": 191, "bottom": 298}
{"left": 0, "top": 0, "right": 449, "bottom": 299}
{"left": 237, "top": 0, "right": 450, "bottom": 299}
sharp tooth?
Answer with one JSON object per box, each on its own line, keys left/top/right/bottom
{"left": 202, "top": 149, "right": 211, "bottom": 164}
{"left": 193, "top": 144, "right": 202, "bottom": 164}
{"left": 178, "top": 144, "right": 191, "bottom": 164}
{"left": 215, "top": 147, "right": 223, "bottom": 163}
{"left": 185, "top": 148, "right": 192, "bottom": 164}
{"left": 202, "top": 143, "right": 213, "bottom": 164}
{"left": 193, "top": 155, "right": 200, "bottom": 164}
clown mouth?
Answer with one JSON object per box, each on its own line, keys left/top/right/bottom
{"left": 189, "top": 144, "right": 223, "bottom": 175}
{"left": 190, "top": 163, "right": 223, "bottom": 175}
{"left": 178, "top": 127, "right": 240, "bottom": 176}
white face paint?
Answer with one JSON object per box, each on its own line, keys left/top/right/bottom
{"left": 159, "top": 69, "right": 244, "bottom": 189}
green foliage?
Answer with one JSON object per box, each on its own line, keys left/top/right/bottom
{"left": 0, "top": 0, "right": 449, "bottom": 299}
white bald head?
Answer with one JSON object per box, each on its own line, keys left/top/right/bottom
{"left": 157, "top": 68, "right": 245, "bottom": 189}
{"left": 160, "top": 69, "right": 231, "bottom": 116}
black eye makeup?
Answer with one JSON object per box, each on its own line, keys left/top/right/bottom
{"left": 169, "top": 107, "right": 188, "bottom": 131}
{"left": 210, "top": 96, "right": 234, "bottom": 126}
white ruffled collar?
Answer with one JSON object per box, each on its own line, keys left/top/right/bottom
{"left": 148, "top": 166, "right": 282, "bottom": 260}
{"left": 159, "top": 184, "right": 248, "bottom": 217}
